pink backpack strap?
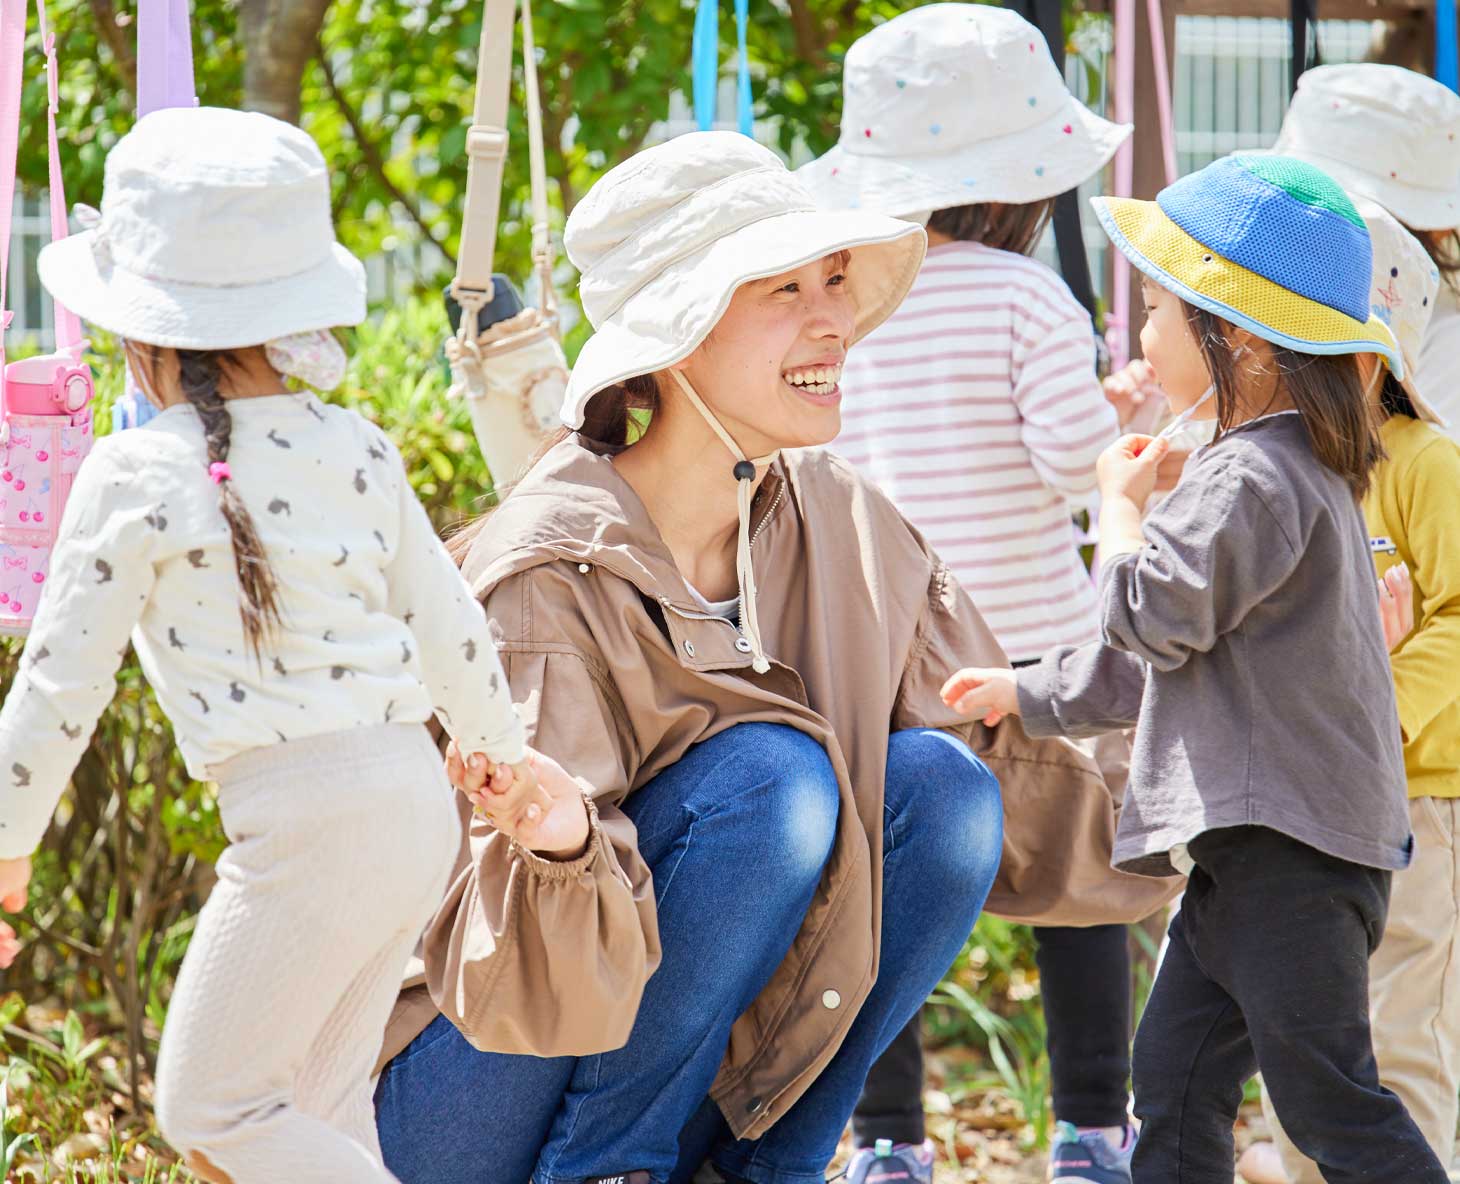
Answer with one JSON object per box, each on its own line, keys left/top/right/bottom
{"left": 137, "top": 0, "right": 197, "bottom": 117}
{"left": 0, "top": 0, "right": 82, "bottom": 369}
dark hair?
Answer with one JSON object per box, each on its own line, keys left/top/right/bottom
{"left": 446, "top": 373, "right": 662, "bottom": 566}
{"left": 927, "top": 198, "right": 1056, "bottom": 257}
{"left": 1185, "top": 304, "right": 1385, "bottom": 499}
{"left": 1378, "top": 368, "right": 1419, "bottom": 421}
{"left": 130, "top": 344, "right": 284, "bottom": 658}
{"left": 1416, "top": 227, "right": 1460, "bottom": 294}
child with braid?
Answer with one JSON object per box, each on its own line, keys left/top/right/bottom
{"left": 0, "top": 108, "right": 548, "bottom": 1183}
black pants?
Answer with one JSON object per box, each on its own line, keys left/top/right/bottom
{"left": 1131, "top": 825, "right": 1446, "bottom": 1184}
{"left": 851, "top": 922, "right": 1131, "bottom": 1145}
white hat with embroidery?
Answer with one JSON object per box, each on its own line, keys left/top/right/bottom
{"left": 1272, "top": 64, "right": 1460, "bottom": 232}
{"left": 796, "top": 2, "right": 1130, "bottom": 218}
{"left": 1353, "top": 194, "right": 1446, "bottom": 426}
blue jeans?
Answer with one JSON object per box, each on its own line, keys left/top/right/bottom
{"left": 374, "top": 723, "right": 1002, "bottom": 1184}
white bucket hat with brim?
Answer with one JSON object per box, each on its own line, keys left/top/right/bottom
{"left": 1353, "top": 194, "right": 1448, "bottom": 428}
{"left": 1270, "top": 64, "right": 1460, "bottom": 232}
{"left": 561, "top": 130, "right": 926, "bottom": 424}
{"left": 795, "top": 3, "right": 1130, "bottom": 218}
{"left": 38, "top": 106, "right": 366, "bottom": 350}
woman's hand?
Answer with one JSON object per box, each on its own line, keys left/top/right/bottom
{"left": 941, "top": 667, "right": 1019, "bottom": 726}
{"left": 447, "top": 744, "right": 591, "bottom": 859}
{"left": 0, "top": 856, "right": 30, "bottom": 969}
{"left": 1097, "top": 433, "right": 1170, "bottom": 507}
{"left": 1378, "top": 562, "right": 1414, "bottom": 652}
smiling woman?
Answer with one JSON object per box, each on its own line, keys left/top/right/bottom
{"left": 371, "top": 131, "right": 1146, "bottom": 1184}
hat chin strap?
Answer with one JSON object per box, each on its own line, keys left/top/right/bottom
{"left": 669, "top": 369, "right": 778, "bottom": 674}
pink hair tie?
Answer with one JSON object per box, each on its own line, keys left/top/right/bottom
{"left": 208, "top": 462, "right": 232, "bottom": 485}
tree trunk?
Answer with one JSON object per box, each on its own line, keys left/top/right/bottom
{"left": 239, "top": 0, "right": 335, "bottom": 124}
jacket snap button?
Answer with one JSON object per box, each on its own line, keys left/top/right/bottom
{"left": 684, "top": 640, "right": 696, "bottom": 658}
{"left": 734, "top": 637, "right": 752, "bottom": 653}
{"left": 822, "top": 989, "right": 842, "bottom": 1010}
{"left": 577, "top": 563, "right": 591, "bottom": 574}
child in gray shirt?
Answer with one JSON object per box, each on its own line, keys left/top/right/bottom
{"left": 942, "top": 157, "right": 1447, "bottom": 1183}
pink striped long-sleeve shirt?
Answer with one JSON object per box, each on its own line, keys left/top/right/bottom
{"left": 836, "top": 242, "right": 1119, "bottom": 662}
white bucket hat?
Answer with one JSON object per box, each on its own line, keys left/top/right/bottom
{"left": 795, "top": 3, "right": 1131, "bottom": 218}
{"left": 1271, "top": 64, "right": 1460, "bottom": 232}
{"left": 1353, "top": 194, "right": 1447, "bottom": 427}
{"left": 38, "top": 106, "right": 366, "bottom": 350}
{"left": 561, "top": 130, "right": 925, "bottom": 674}
{"left": 561, "top": 130, "right": 925, "bottom": 423}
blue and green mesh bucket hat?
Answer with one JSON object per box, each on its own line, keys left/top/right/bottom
{"left": 1092, "top": 155, "right": 1403, "bottom": 375}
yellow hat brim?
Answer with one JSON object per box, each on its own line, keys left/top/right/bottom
{"left": 1093, "top": 195, "right": 1403, "bottom": 377}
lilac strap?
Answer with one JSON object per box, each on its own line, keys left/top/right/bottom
{"left": 137, "top": 0, "right": 197, "bottom": 116}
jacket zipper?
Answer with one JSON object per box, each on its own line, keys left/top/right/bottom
{"left": 749, "top": 484, "right": 785, "bottom": 550}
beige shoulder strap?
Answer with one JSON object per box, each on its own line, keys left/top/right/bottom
{"left": 452, "top": 0, "right": 555, "bottom": 323}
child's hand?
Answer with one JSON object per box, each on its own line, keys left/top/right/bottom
{"left": 1378, "top": 562, "right": 1414, "bottom": 652}
{"left": 1102, "top": 359, "right": 1162, "bottom": 427}
{"left": 0, "top": 856, "right": 30, "bottom": 969}
{"left": 1097, "top": 433, "right": 1169, "bottom": 506}
{"left": 941, "top": 668, "right": 1019, "bottom": 726}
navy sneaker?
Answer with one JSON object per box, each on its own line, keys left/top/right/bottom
{"left": 843, "top": 1138, "right": 934, "bottom": 1184}
{"left": 1047, "top": 1121, "right": 1134, "bottom": 1184}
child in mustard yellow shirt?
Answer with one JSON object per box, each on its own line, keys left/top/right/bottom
{"left": 1249, "top": 197, "right": 1460, "bottom": 1184}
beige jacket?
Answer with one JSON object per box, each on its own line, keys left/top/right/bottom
{"left": 378, "top": 437, "right": 1177, "bottom": 1139}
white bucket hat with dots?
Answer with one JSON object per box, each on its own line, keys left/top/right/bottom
{"left": 1272, "top": 64, "right": 1460, "bottom": 232}
{"left": 796, "top": 2, "right": 1130, "bottom": 218}
{"left": 1354, "top": 194, "right": 1447, "bottom": 427}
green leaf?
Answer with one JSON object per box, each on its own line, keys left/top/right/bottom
{"left": 0, "top": 991, "right": 23, "bottom": 1028}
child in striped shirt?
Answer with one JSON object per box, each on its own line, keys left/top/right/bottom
{"left": 798, "top": 7, "right": 1141, "bottom": 1183}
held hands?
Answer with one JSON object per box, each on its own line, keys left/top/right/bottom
{"left": 445, "top": 743, "right": 591, "bottom": 859}
{"left": 940, "top": 668, "right": 1019, "bottom": 727}
{"left": 1377, "top": 562, "right": 1415, "bottom": 652}
{"left": 1097, "top": 433, "right": 1170, "bottom": 507}
{"left": 0, "top": 856, "right": 30, "bottom": 970}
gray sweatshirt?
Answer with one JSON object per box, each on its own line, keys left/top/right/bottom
{"left": 1017, "top": 413, "right": 1411, "bottom": 877}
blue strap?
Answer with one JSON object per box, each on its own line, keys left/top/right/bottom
{"left": 693, "top": 0, "right": 718, "bottom": 131}
{"left": 692, "top": 0, "right": 754, "bottom": 135}
{"left": 734, "top": 0, "right": 751, "bottom": 135}
{"left": 1438, "top": 0, "right": 1458, "bottom": 93}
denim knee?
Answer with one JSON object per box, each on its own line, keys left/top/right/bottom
{"left": 884, "top": 728, "right": 1003, "bottom": 891}
{"left": 707, "top": 723, "right": 840, "bottom": 886}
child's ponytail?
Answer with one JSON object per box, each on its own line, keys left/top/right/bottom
{"left": 175, "top": 350, "right": 284, "bottom": 659}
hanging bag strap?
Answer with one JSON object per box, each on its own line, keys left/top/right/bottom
{"left": 451, "top": 0, "right": 518, "bottom": 337}
{"left": 692, "top": 0, "right": 752, "bottom": 136}
{"left": 137, "top": 0, "right": 197, "bottom": 116}
{"left": 35, "top": 0, "right": 80, "bottom": 355}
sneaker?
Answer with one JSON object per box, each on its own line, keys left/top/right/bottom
{"left": 1047, "top": 1121, "right": 1134, "bottom": 1184}
{"left": 843, "top": 1139, "right": 935, "bottom": 1184}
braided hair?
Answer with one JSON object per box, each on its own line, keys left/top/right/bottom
{"left": 172, "top": 348, "right": 284, "bottom": 659}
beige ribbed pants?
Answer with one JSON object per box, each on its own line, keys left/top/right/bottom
{"left": 1262, "top": 797, "right": 1460, "bottom": 1182}
{"left": 154, "top": 725, "right": 460, "bottom": 1184}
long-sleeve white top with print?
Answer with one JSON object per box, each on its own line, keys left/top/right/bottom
{"left": 0, "top": 392, "right": 524, "bottom": 859}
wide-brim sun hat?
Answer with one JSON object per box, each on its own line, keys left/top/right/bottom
{"left": 1351, "top": 194, "right": 1447, "bottom": 427}
{"left": 796, "top": 3, "right": 1130, "bottom": 218}
{"left": 1092, "top": 154, "right": 1403, "bottom": 375}
{"left": 1269, "top": 64, "right": 1460, "bottom": 232}
{"left": 38, "top": 106, "right": 366, "bottom": 350}
{"left": 561, "top": 130, "right": 926, "bottom": 427}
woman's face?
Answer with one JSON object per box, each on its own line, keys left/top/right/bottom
{"left": 675, "top": 253, "right": 856, "bottom": 455}
{"left": 1139, "top": 279, "right": 1213, "bottom": 415}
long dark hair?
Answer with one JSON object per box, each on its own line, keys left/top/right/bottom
{"left": 445, "top": 373, "right": 662, "bottom": 566}
{"left": 1185, "top": 304, "right": 1385, "bottom": 499}
{"left": 129, "top": 344, "right": 284, "bottom": 658}
{"left": 927, "top": 198, "right": 1057, "bottom": 257}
